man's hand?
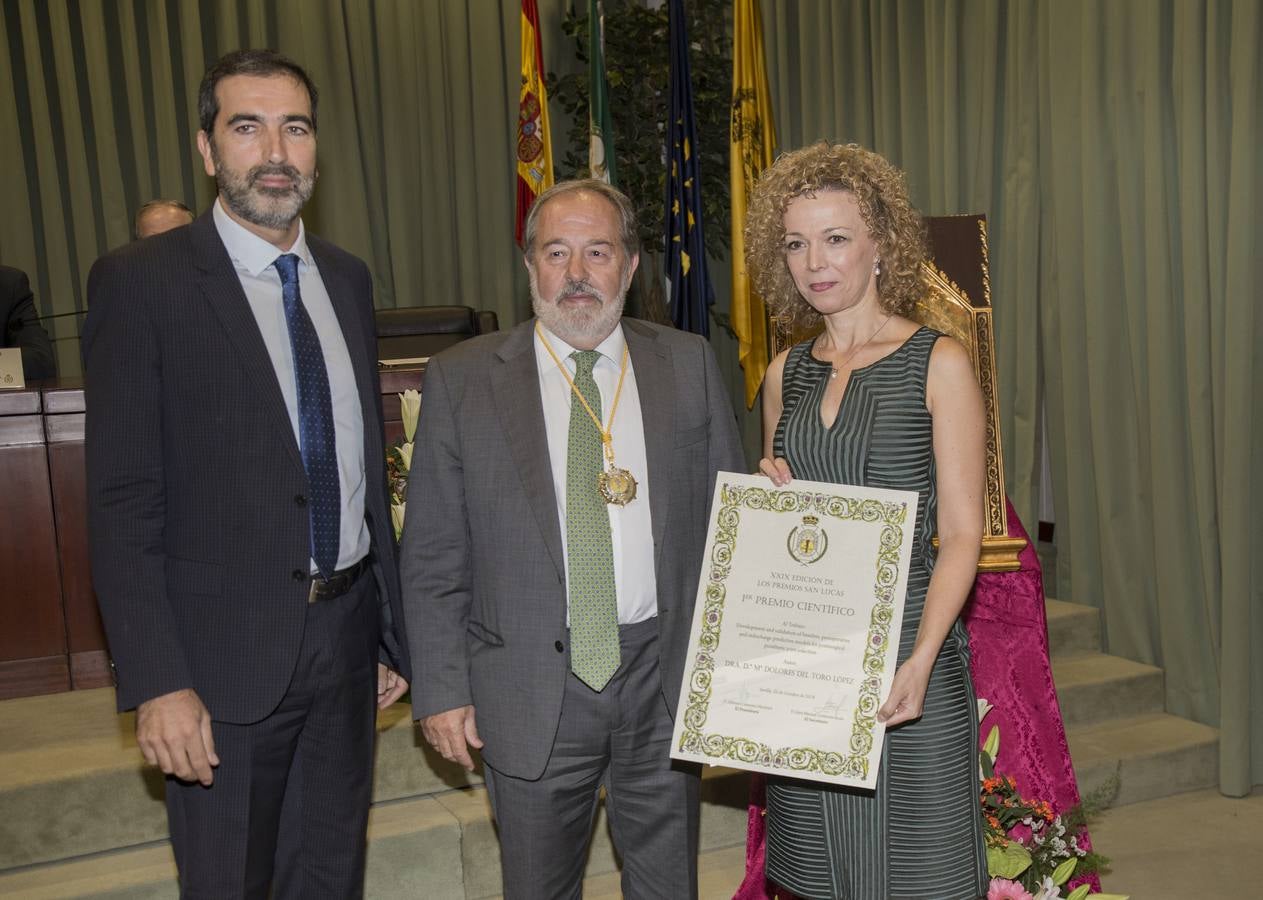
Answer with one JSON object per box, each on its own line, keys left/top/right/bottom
{"left": 377, "top": 664, "right": 409, "bottom": 709}
{"left": 420, "top": 705, "right": 484, "bottom": 772}
{"left": 135, "top": 688, "right": 218, "bottom": 785}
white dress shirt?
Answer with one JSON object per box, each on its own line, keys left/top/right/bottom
{"left": 213, "top": 199, "right": 370, "bottom": 572}
{"left": 534, "top": 322, "right": 657, "bottom": 625}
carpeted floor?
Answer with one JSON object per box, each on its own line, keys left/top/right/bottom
{"left": 1088, "top": 786, "right": 1263, "bottom": 899}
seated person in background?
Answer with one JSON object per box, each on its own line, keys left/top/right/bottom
{"left": 134, "top": 199, "right": 194, "bottom": 239}
{"left": 1, "top": 264, "right": 56, "bottom": 380}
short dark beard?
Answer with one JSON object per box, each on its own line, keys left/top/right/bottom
{"left": 210, "top": 139, "right": 315, "bottom": 231}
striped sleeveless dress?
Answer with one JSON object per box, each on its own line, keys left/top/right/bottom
{"left": 764, "top": 328, "right": 988, "bottom": 900}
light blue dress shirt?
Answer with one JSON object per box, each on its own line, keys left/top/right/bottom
{"left": 213, "top": 199, "right": 370, "bottom": 572}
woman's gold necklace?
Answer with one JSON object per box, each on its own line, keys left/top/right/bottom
{"left": 829, "top": 315, "right": 893, "bottom": 379}
{"left": 536, "top": 323, "right": 639, "bottom": 506}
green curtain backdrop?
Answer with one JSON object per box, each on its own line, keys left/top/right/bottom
{"left": 0, "top": 0, "right": 585, "bottom": 376}
{"left": 764, "top": 0, "right": 1043, "bottom": 567}
{"left": 761, "top": 0, "right": 1261, "bottom": 794}
{"left": 1, "top": 0, "right": 1259, "bottom": 793}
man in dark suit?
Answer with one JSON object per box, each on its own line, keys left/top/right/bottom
{"left": 84, "top": 49, "right": 409, "bottom": 898}
{"left": 400, "top": 179, "right": 745, "bottom": 899}
{"left": 1, "top": 265, "right": 56, "bottom": 380}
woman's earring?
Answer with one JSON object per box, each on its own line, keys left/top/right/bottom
{"left": 873, "top": 259, "right": 881, "bottom": 277}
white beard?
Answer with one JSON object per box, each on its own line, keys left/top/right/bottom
{"left": 529, "top": 270, "right": 629, "bottom": 349}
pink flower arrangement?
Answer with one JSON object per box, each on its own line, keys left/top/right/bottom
{"left": 988, "top": 879, "right": 1035, "bottom": 900}
{"left": 978, "top": 700, "right": 1124, "bottom": 900}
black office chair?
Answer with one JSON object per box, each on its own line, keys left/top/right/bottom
{"left": 375, "top": 306, "right": 499, "bottom": 361}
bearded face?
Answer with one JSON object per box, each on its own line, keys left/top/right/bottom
{"left": 210, "top": 143, "right": 316, "bottom": 232}
{"left": 197, "top": 73, "right": 317, "bottom": 238}
{"left": 525, "top": 191, "right": 638, "bottom": 350}
{"left": 529, "top": 268, "right": 629, "bottom": 349}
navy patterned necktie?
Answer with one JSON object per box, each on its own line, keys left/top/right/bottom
{"left": 274, "top": 253, "right": 340, "bottom": 579}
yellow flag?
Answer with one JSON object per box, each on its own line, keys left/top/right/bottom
{"left": 730, "top": 0, "right": 776, "bottom": 408}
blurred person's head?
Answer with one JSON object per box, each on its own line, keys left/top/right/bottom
{"left": 134, "top": 200, "right": 194, "bottom": 239}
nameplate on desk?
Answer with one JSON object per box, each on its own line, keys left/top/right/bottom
{"left": 0, "top": 348, "right": 26, "bottom": 390}
{"left": 378, "top": 356, "right": 429, "bottom": 368}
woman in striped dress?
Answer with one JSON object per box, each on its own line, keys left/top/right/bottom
{"left": 745, "top": 142, "right": 989, "bottom": 899}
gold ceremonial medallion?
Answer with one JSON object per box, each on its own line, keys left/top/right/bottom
{"left": 598, "top": 466, "right": 638, "bottom": 506}
{"left": 535, "top": 323, "right": 639, "bottom": 507}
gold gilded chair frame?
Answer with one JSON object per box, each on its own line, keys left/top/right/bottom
{"left": 770, "top": 214, "right": 1025, "bottom": 572}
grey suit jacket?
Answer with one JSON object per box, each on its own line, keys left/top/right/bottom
{"left": 401, "top": 317, "right": 744, "bottom": 779}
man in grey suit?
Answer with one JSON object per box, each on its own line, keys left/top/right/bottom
{"left": 400, "top": 179, "right": 744, "bottom": 898}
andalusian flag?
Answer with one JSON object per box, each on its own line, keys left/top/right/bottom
{"left": 730, "top": 0, "right": 777, "bottom": 406}
{"left": 515, "top": 0, "right": 554, "bottom": 246}
{"left": 665, "top": 0, "right": 714, "bottom": 336}
{"left": 588, "top": 0, "right": 618, "bottom": 184}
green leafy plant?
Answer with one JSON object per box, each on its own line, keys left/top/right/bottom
{"left": 387, "top": 389, "right": 420, "bottom": 540}
{"left": 978, "top": 700, "right": 1125, "bottom": 900}
{"left": 547, "top": 0, "right": 731, "bottom": 322}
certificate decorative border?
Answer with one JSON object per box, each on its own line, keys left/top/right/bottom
{"left": 676, "top": 482, "right": 910, "bottom": 780}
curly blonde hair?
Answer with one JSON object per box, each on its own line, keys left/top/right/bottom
{"left": 744, "top": 142, "right": 927, "bottom": 331}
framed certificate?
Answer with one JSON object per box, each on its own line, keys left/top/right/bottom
{"left": 671, "top": 472, "right": 918, "bottom": 789}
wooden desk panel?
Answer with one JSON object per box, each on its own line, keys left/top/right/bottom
{"left": 0, "top": 408, "right": 70, "bottom": 698}
{"left": 0, "top": 369, "right": 429, "bottom": 700}
{"left": 42, "top": 381, "right": 109, "bottom": 689}
{"left": 0, "top": 390, "right": 40, "bottom": 415}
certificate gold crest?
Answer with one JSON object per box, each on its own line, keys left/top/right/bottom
{"left": 787, "top": 515, "right": 827, "bottom": 564}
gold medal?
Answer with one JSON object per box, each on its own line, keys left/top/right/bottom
{"left": 598, "top": 465, "right": 638, "bottom": 505}
{"left": 537, "top": 323, "right": 640, "bottom": 506}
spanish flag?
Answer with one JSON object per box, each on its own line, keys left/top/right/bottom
{"left": 730, "top": 0, "right": 777, "bottom": 407}
{"left": 515, "top": 0, "right": 554, "bottom": 246}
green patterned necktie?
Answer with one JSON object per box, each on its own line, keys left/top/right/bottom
{"left": 566, "top": 350, "right": 620, "bottom": 691}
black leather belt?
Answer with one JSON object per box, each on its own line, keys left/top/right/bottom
{"left": 308, "top": 557, "right": 370, "bottom": 604}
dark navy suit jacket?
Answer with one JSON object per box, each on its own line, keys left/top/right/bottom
{"left": 83, "top": 212, "right": 409, "bottom": 722}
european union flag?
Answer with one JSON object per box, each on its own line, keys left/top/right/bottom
{"left": 665, "top": 0, "right": 713, "bottom": 336}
